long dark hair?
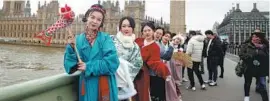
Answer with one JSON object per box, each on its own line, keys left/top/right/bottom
{"left": 119, "top": 16, "right": 135, "bottom": 31}
{"left": 141, "top": 22, "right": 155, "bottom": 33}
{"left": 160, "top": 31, "right": 172, "bottom": 44}
{"left": 141, "top": 22, "right": 155, "bottom": 39}
{"left": 156, "top": 26, "right": 165, "bottom": 36}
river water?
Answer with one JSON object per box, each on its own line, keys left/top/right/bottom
{"left": 0, "top": 43, "right": 66, "bottom": 87}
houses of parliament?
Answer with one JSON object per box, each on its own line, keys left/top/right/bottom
{"left": 0, "top": 0, "right": 185, "bottom": 46}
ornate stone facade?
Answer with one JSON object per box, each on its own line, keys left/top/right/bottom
{"left": 0, "top": 0, "right": 169, "bottom": 45}
{"left": 170, "top": 0, "right": 186, "bottom": 34}
{"left": 217, "top": 3, "right": 269, "bottom": 44}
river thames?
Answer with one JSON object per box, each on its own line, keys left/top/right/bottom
{"left": 0, "top": 43, "right": 66, "bottom": 87}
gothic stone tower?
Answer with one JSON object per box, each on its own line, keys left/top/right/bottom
{"left": 124, "top": 0, "right": 145, "bottom": 37}
{"left": 170, "top": 0, "right": 186, "bottom": 34}
{"left": 2, "top": 0, "right": 25, "bottom": 16}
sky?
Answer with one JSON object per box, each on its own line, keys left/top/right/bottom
{"left": 0, "top": 0, "right": 269, "bottom": 33}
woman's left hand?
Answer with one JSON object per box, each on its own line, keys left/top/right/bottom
{"left": 77, "top": 62, "right": 86, "bottom": 71}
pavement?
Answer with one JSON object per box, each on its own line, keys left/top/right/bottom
{"left": 179, "top": 53, "right": 267, "bottom": 101}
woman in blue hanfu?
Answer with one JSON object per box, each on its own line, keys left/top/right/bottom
{"left": 63, "top": 4, "right": 119, "bottom": 101}
{"left": 113, "top": 16, "right": 143, "bottom": 101}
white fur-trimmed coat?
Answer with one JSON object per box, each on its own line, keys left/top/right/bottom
{"left": 112, "top": 33, "right": 143, "bottom": 100}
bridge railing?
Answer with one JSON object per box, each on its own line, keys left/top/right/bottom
{"left": 0, "top": 73, "right": 79, "bottom": 101}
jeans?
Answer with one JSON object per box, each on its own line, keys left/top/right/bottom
{"left": 244, "top": 75, "right": 268, "bottom": 101}
{"left": 207, "top": 57, "right": 219, "bottom": 82}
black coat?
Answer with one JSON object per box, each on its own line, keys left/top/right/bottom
{"left": 203, "top": 37, "right": 224, "bottom": 58}
{"left": 239, "top": 42, "right": 269, "bottom": 77}
{"left": 222, "top": 41, "right": 229, "bottom": 55}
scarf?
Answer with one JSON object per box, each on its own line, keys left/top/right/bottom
{"left": 81, "top": 32, "right": 110, "bottom": 101}
{"left": 116, "top": 31, "right": 136, "bottom": 48}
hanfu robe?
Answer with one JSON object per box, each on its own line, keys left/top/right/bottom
{"left": 158, "top": 41, "right": 180, "bottom": 101}
{"left": 64, "top": 32, "right": 119, "bottom": 101}
{"left": 113, "top": 32, "right": 143, "bottom": 100}
{"left": 170, "top": 44, "right": 184, "bottom": 86}
{"left": 132, "top": 38, "right": 170, "bottom": 101}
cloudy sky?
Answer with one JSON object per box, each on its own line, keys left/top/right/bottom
{"left": 0, "top": 0, "right": 269, "bottom": 33}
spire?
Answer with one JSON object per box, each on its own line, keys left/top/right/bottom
{"left": 38, "top": 1, "right": 41, "bottom": 9}
{"left": 251, "top": 3, "right": 259, "bottom": 12}
{"left": 116, "top": 0, "right": 119, "bottom": 7}
{"left": 235, "top": 3, "right": 242, "bottom": 12}
{"left": 232, "top": 3, "right": 235, "bottom": 12}
{"left": 98, "top": 0, "right": 101, "bottom": 4}
{"left": 26, "top": 0, "right": 30, "bottom": 7}
{"left": 24, "top": 0, "right": 31, "bottom": 16}
{"left": 161, "top": 17, "right": 163, "bottom": 25}
{"left": 125, "top": 1, "right": 128, "bottom": 6}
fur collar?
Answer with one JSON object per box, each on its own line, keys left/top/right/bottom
{"left": 116, "top": 32, "right": 135, "bottom": 48}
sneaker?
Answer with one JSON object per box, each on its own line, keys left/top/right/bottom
{"left": 244, "top": 96, "right": 249, "bottom": 101}
{"left": 186, "top": 86, "right": 196, "bottom": 91}
{"left": 182, "top": 78, "right": 188, "bottom": 82}
{"left": 192, "top": 87, "right": 196, "bottom": 91}
{"left": 201, "top": 84, "right": 206, "bottom": 90}
{"left": 209, "top": 82, "right": 217, "bottom": 86}
{"left": 204, "top": 80, "right": 212, "bottom": 84}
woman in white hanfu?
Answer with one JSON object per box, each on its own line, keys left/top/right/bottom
{"left": 113, "top": 16, "right": 143, "bottom": 101}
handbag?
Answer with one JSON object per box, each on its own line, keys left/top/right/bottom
{"left": 235, "top": 59, "right": 247, "bottom": 77}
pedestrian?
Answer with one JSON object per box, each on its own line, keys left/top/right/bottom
{"left": 219, "top": 38, "right": 229, "bottom": 78}
{"left": 113, "top": 16, "right": 143, "bottom": 101}
{"left": 203, "top": 30, "right": 224, "bottom": 86}
{"left": 186, "top": 31, "right": 206, "bottom": 91}
{"left": 239, "top": 29, "right": 269, "bottom": 101}
{"left": 132, "top": 22, "right": 170, "bottom": 101}
{"left": 181, "top": 35, "right": 190, "bottom": 82}
{"left": 64, "top": 4, "right": 119, "bottom": 101}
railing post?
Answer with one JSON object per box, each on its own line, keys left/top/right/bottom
{"left": 229, "top": 44, "right": 232, "bottom": 54}
{"left": 233, "top": 44, "right": 236, "bottom": 55}
{"left": 236, "top": 45, "right": 239, "bottom": 55}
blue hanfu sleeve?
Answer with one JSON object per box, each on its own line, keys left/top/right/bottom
{"left": 85, "top": 35, "right": 120, "bottom": 76}
{"left": 63, "top": 44, "right": 79, "bottom": 74}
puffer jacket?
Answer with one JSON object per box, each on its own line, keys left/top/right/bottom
{"left": 186, "top": 35, "right": 206, "bottom": 62}
{"left": 239, "top": 42, "right": 269, "bottom": 77}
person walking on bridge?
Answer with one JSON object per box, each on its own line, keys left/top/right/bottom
{"left": 186, "top": 31, "right": 206, "bottom": 91}
{"left": 239, "top": 29, "right": 269, "bottom": 101}
{"left": 203, "top": 30, "right": 224, "bottom": 86}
